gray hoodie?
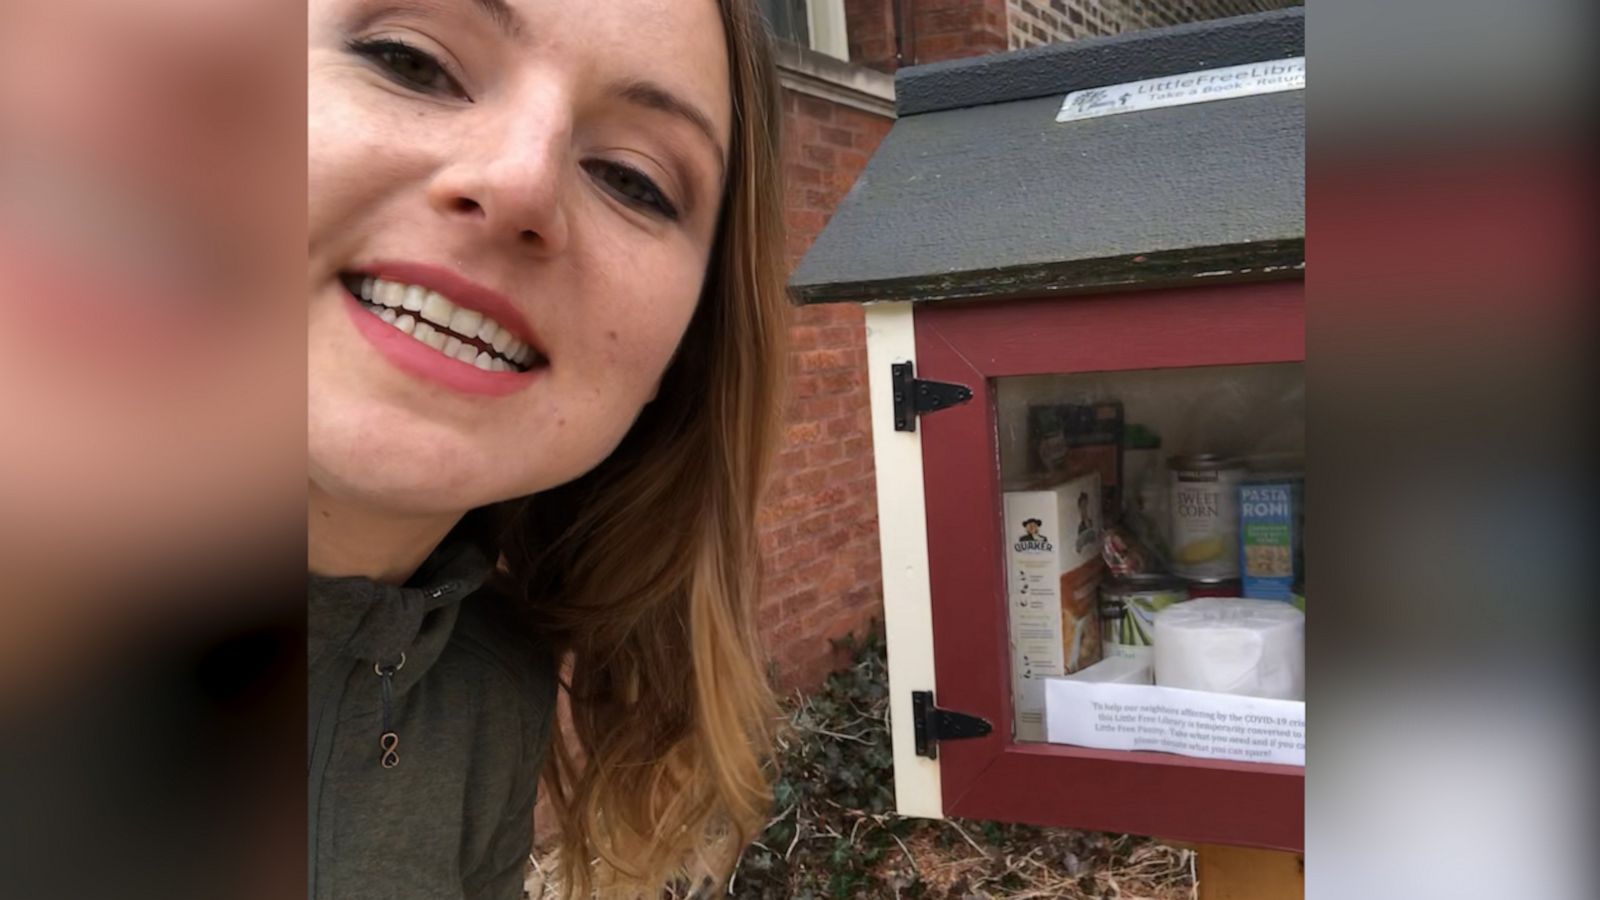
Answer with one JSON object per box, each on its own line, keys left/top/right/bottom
{"left": 309, "top": 535, "right": 557, "bottom": 899}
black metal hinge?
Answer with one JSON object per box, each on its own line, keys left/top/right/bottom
{"left": 911, "top": 690, "right": 993, "bottom": 760}
{"left": 891, "top": 362, "right": 973, "bottom": 432}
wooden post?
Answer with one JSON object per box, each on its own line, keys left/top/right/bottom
{"left": 1187, "top": 843, "right": 1303, "bottom": 900}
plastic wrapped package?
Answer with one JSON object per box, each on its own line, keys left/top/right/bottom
{"left": 1153, "top": 597, "right": 1305, "bottom": 700}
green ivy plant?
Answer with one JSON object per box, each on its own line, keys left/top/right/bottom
{"left": 705, "top": 622, "right": 1193, "bottom": 900}
{"left": 727, "top": 625, "right": 916, "bottom": 899}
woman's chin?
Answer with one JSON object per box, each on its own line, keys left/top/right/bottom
{"left": 312, "top": 464, "right": 489, "bottom": 520}
{"left": 309, "top": 429, "right": 564, "bottom": 523}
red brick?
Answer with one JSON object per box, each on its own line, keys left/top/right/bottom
{"left": 784, "top": 111, "right": 820, "bottom": 141}
{"left": 789, "top": 468, "right": 827, "bottom": 493}
{"left": 795, "top": 94, "right": 836, "bottom": 122}
{"left": 758, "top": 528, "right": 783, "bottom": 556}
{"left": 819, "top": 369, "right": 863, "bottom": 394}
{"left": 787, "top": 324, "right": 823, "bottom": 348}
{"left": 776, "top": 448, "right": 806, "bottom": 472}
{"left": 837, "top": 149, "right": 872, "bottom": 172}
{"left": 787, "top": 209, "right": 827, "bottom": 236}
{"left": 758, "top": 580, "right": 790, "bottom": 606}
{"left": 795, "top": 511, "right": 833, "bottom": 539}
{"left": 819, "top": 325, "right": 856, "bottom": 345}
{"left": 808, "top": 485, "right": 849, "bottom": 511}
{"left": 770, "top": 617, "right": 802, "bottom": 644}
{"left": 796, "top": 349, "right": 850, "bottom": 372}
{"left": 921, "top": 9, "right": 972, "bottom": 32}
{"left": 789, "top": 374, "right": 821, "bottom": 400}
{"left": 806, "top": 442, "right": 843, "bottom": 466}
{"left": 825, "top": 416, "right": 859, "bottom": 439}
{"left": 824, "top": 458, "right": 867, "bottom": 485}
{"left": 801, "top": 143, "right": 837, "bottom": 167}
{"left": 793, "top": 558, "right": 834, "bottom": 591}
{"left": 799, "top": 600, "right": 843, "bottom": 633}
{"left": 771, "top": 540, "right": 820, "bottom": 574}
{"left": 818, "top": 125, "right": 856, "bottom": 148}
{"left": 795, "top": 396, "right": 843, "bottom": 420}
{"left": 783, "top": 421, "right": 822, "bottom": 445}
{"left": 820, "top": 530, "right": 852, "bottom": 554}
{"left": 790, "top": 165, "right": 824, "bottom": 186}
{"left": 855, "top": 559, "right": 882, "bottom": 585}
{"left": 916, "top": 33, "right": 964, "bottom": 57}
{"left": 781, "top": 588, "right": 819, "bottom": 618}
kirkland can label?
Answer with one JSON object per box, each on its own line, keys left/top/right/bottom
{"left": 1169, "top": 461, "right": 1244, "bottom": 581}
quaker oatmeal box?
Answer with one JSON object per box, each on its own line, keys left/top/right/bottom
{"left": 1003, "top": 470, "right": 1106, "bottom": 741}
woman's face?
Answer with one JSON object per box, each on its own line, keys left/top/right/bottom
{"left": 308, "top": 0, "right": 731, "bottom": 516}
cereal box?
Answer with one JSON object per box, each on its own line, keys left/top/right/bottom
{"left": 1003, "top": 471, "right": 1106, "bottom": 742}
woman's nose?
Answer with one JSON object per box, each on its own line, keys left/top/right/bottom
{"left": 426, "top": 109, "right": 572, "bottom": 254}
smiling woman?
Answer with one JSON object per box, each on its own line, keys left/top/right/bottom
{"left": 306, "top": 1, "right": 788, "bottom": 898}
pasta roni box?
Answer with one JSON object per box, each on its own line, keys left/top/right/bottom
{"left": 1239, "top": 473, "right": 1304, "bottom": 601}
{"left": 1003, "top": 470, "right": 1105, "bottom": 742}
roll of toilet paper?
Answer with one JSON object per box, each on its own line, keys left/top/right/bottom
{"left": 1153, "top": 597, "right": 1304, "bottom": 700}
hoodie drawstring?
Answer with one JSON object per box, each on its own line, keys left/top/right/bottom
{"left": 376, "top": 653, "right": 405, "bottom": 769}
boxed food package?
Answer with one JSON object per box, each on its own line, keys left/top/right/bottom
{"left": 1027, "top": 401, "right": 1124, "bottom": 519}
{"left": 1239, "top": 473, "right": 1304, "bottom": 600}
{"left": 1004, "top": 470, "right": 1106, "bottom": 742}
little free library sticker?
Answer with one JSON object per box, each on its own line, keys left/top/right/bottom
{"left": 1056, "top": 56, "right": 1305, "bottom": 123}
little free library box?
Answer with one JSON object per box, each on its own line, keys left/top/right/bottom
{"left": 791, "top": 9, "right": 1305, "bottom": 851}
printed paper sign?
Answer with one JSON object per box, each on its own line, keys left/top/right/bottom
{"left": 1045, "top": 679, "right": 1305, "bottom": 766}
{"left": 1057, "top": 57, "right": 1305, "bottom": 123}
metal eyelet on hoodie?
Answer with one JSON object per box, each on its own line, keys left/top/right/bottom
{"left": 376, "top": 653, "right": 406, "bottom": 769}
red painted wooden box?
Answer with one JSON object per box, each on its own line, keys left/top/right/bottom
{"left": 788, "top": 10, "right": 1306, "bottom": 850}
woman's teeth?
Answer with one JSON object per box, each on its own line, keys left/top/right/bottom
{"left": 351, "top": 276, "right": 542, "bottom": 373}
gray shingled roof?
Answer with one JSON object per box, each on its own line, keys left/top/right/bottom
{"left": 790, "top": 8, "right": 1304, "bottom": 305}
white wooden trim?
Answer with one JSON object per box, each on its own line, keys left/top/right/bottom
{"left": 864, "top": 302, "right": 943, "bottom": 819}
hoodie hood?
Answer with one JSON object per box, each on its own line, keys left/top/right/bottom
{"left": 308, "top": 534, "right": 493, "bottom": 699}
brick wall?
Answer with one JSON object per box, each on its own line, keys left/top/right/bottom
{"left": 760, "top": 89, "right": 894, "bottom": 691}
{"left": 846, "top": 0, "right": 1009, "bottom": 73}
{"left": 1007, "top": 0, "right": 1301, "bottom": 50}
{"left": 844, "top": 0, "right": 900, "bottom": 72}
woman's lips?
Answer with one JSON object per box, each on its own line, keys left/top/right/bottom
{"left": 342, "top": 273, "right": 544, "bottom": 372}
{"left": 343, "top": 260, "right": 547, "bottom": 355}
{"left": 341, "top": 287, "right": 544, "bottom": 397}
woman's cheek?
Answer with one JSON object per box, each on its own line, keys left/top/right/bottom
{"left": 584, "top": 244, "right": 703, "bottom": 371}
{"left": 629, "top": 302, "right": 700, "bottom": 397}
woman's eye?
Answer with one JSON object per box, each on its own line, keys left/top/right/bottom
{"left": 585, "top": 161, "right": 680, "bottom": 221}
{"left": 348, "top": 38, "right": 470, "bottom": 101}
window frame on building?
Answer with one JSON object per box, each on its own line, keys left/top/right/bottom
{"left": 760, "top": 0, "right": 850, "bottom": 62}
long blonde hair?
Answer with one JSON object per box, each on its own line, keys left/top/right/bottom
{"left": 498, "top": 1, "right": 787, "bottom": 894}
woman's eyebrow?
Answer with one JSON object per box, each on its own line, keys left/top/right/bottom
{"left": 467, "top": 0, "right": 522, "bottom": 35}
{"left": 611, "top": 79, "right": 728, "bottom": 174}
{"left": 355, "top": 1, "right": 521, "bottom": 35}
